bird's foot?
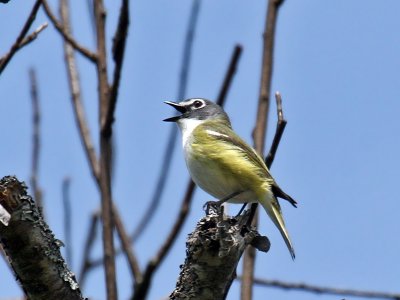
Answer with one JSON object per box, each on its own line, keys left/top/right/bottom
{"left": 203, "top": 200, "right": 223, "bottom": 216}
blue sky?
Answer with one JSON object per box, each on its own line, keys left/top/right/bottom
{"left": 1, "top": 1, "right": 400, "bottom": 299}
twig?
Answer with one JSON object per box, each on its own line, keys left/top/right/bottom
{"left": 94, "top": 0, "right": 118, "bottom": 299}
{"left": 248, "top": 277, "right": 400, "bottom": 300}
{"left": 131, "top": 0, "right": 201, "bottom": 242}
{"left": 18, "top": 23, "right": 48, "bottom": 48}
{"left": 78, "top": 212, "right": 100, "bottom": 288}
{"left": 60, "top": 0, "right": 100, "bottom": 180}
{"left": 265, "top": 92, "right": 287, "bottom": 167}
{"left": 113, "top": 205, "right": 142, "bottom": 284}
{"left": 241, "top": 1, "right": 284, "bottom": 299}
{"left": 29, "top": 68, "right": 43, "bottom": 211}
{"left": 62, "top": 177, "right": 73, "bottom": 267}
{"left": 103, "top": 0, "right": 129, "bottom": 136}
{"left": 41, "top": 0, "right": 98, "bottom": 62}
{"left": 0, "top": 0, "right": 42, "bottom": 75}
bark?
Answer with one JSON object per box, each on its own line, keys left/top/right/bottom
{"left": 0, "top": 176, "right": 84, "bottom": 300}
{"left": 170, "top": 209, "right": 269, "bottom": 300}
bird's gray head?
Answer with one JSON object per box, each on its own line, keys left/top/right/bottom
{"left": 163, "top": 98, "right": 230, "bottom": 123}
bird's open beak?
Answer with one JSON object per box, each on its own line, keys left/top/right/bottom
{"left": 163, "top": 101, "right": 186, "bottom": 122}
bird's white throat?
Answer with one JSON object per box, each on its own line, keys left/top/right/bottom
{"left": 177, "top": 118, "right": 204, "bottom": 147}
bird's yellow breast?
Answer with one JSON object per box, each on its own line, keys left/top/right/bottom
{"left": 183, "top": 121, "right": 272, "bottom": 202}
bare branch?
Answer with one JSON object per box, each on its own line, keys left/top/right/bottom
{"left": 131, "top": 0, "right": 201, "bottom": 243}
{"left": 29, "top": 68, "right": 43, "bottom": 211}
{"left": 60, "top": 0, "right": 100, "bottom": 181}
{"left": 216, "top": 45, "right": 242, "bottom": 106}
{"left": 102, "top": 0, "right": 129, "bottom": 136}
{"left": 247, "top": 277, "right": 400, "bottom": 300}
{"left": 0, "top": 0, "right": 42, "bottom": 75}
{"left": 132, "top": 180, "right": 196, "bottom": 300}
{"left": 265, "top": 91, "right": 287, "bottom": 167}
{"left": 62, "top": 177, "right": 73, "bottom": 266}
{"left": 94, "top": 0, "right": 117, "bottom": 298}
{"left": 78, "top": 211, "right": 100, "bottom": 288}
{"left": 242, "top": 0, "right": 285, "bottom": 299}
{"left": 0, "top": 176, "right": 84, "bottom": 299}
{"left": 113, "top": 205, "right": 142, "bottom": 284}
{"left": 41, "top": 0, "right": 98, "bottom": 62}
{"left": 18, "top": 23, "right": 48, "bottom": 48}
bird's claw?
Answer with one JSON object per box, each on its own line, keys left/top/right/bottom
{"left": 203, "top": 200, "right": 223, "bottom": 216}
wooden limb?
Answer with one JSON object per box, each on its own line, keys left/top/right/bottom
{"left": 103, "top": 0, "right": 129, "bottom": 136}
{"left": 113, "top": 205, "right": 142, "bottom": 284}
{"left": 247, "top": 277, "right": 400, "bottom": 300}
{"left": 41, "top": 0, "right": 98, "bottom": 62}
{"left": 131, "top": 0, "right": 201, "bottom": 242}
{"left": 94, "top": 0, "right": 117, "bottom": 299}
{"left": 29, "top": 68, "right": 43, "bottom": 211}
{"left": 78, "top": 211, "right": 100, "bottom": 288}
{"left": 0, "top": 176, "right": 84, "bottom": 299}
{"left": 169, "top": 211, "right": 269, "bottom": 299}
{"left": 62, "top": 177, "right": 73, "bottom": 266}
{"left": 60, "top": 0, "right": 100, "bottom": 180}
{"left": 132, "top": 180, "right": 196, "bottom": 300}
{"left": 242, "top": 1, "right": 285, "bottom": 299}
{"left": 0, "top": 0, "right": 42, "bottom": 74}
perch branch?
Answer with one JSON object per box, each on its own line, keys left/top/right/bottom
{"left": 242, "top": 1, "right": 285, "bottom": 299}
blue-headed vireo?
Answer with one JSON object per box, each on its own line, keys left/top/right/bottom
{"left": 164, "top": 98, "right": 297, "bottom": 259}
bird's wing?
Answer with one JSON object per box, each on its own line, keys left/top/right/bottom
{"left": 200, "top": 122, "right": 273, "bottom": 180}
{"left": 200, "top": 122, "right": 297, "bottom": 207}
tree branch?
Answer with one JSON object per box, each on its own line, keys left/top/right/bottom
{"left": 62, "top": 177, "right": 73, "bottom": 266}
{"left": 242, "top": 1, "right": 284, "bottom": 299}
{"left": 94, "top": 0, "right": 118, "bottom": 299}
{"left": 41, "top": 0, "right": 98, "bottom": 62}
{"left": 248, "top": 277, "right": 400, "bottom": 300}
{"left": 169, "top": 209, "right": 270, "bottom": 299}
{"left": 102, "top": 0, "right": 129, "bottom": 137}
{"left": 0, "top": 0, "right": 42, "bottom": 75}
{"left": 78, "top": 211, "right": 100, "bottom": 287}
{"left": 29, "top": 68, "right": 43, "bottom": 211}
{"left": 131, "top": 0, "right": 201, "bottom": 242}
{"left": 60, "top": 0, "right": 100, "bottom": 181}
{"left": 0, "top": 176, "right": 84, "bottom": 300}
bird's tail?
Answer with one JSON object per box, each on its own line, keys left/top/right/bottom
{"left": 260, "top": 195, "right": 295, "bottom": 259}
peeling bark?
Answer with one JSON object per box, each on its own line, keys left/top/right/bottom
{"left": 0, "top": 176, "right": 84, "bottom": 300}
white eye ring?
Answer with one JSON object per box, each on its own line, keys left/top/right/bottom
{"left": 193, "top": 100, "right": 204, "bottom": 109}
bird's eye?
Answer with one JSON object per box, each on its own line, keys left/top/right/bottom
{"left": 193, "top": 100, "right": 203, "bottom": 108}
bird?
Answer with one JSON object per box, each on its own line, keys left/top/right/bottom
{"left": 164, "top": 98, "right": 297, "bottom": 259}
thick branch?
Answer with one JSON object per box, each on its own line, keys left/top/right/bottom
{"left": 0, "top": 0, "right": 42, "bottom": 74}
{"left": 169, "top": 210, "right": 269, "bottom": 300}
{"left": 0, "top": 176, "right": 84, "bottom": 300}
